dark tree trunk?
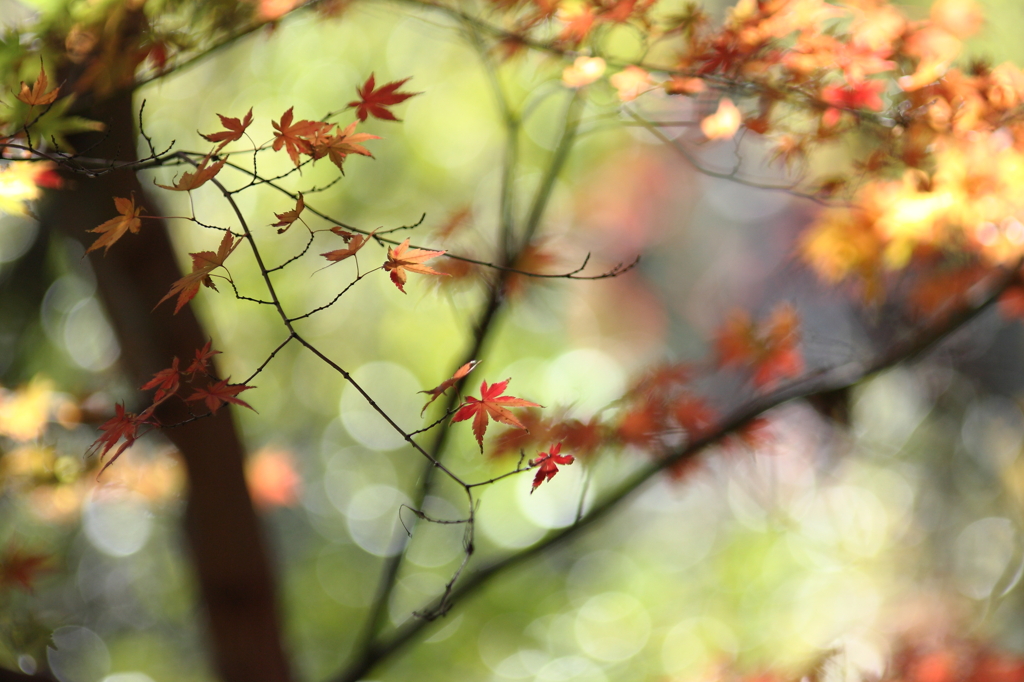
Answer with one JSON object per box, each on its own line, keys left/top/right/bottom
{"left": 36, "top": 89, "right": 292, "bottom": 682}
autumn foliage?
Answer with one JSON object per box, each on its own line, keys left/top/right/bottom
{"left": 6, "top": 0, "right": 1024, "bottom": 680}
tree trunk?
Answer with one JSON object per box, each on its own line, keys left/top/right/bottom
{"left": 36, "top": 89, "right": 292, "bottom": 682}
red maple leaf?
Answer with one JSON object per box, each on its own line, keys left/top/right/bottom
{"left": 88, "top": 403, "right": 154, "bottom": 475}
{"left": 452, "top": 378, "right": 542, "bottom": 451}
{"left": 201, "top": 108, "right": 253, "bottom": 149}
{"left": 529, "top": 442, "right": 575, "bottom": 492}
{"left": 420, "top": 360, "right": 478, "bottom": 415}
{"left": 820, "top": 80, "right": 886, "bottom": 126}
{"left": 187, "top": 340, "right": 221, "bottom": 376}
{"left": 187, "top": 378, "right": 255, "bottom": 415}
{"left": 141, "top": 357, "right": 181, "bottom": 404}
{"left": 347, "top": 74, "right": 421, "bottom": 122}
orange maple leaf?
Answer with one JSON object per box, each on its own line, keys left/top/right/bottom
{"left": 201, "top": 108, "right": 254, "bottom": 149}
{"left": 141, "top": 357, "right": 181, "bottom": 405}
{"left": 311, "top": 121, "right": 379, "bottom": 173}
{"left": 272, "top": 193, "right": 305, "bottom": 233}
{"left": 420, "top": 360, "right": 478, "bottom": 415}
{"left": 156, "top": 231, "right": 240, "bottom": 314}
{"left": 156, "top": 155, "right": 226, "bottom": 191}
{"left": 321, "top": 226, "right": 377, "bottom": 264}
{"left": 272, "top": 107, "right": 325, "bottom": 167}
{"left": 16, "top": 66, "right": 59, "bottom": 106}
{"left": 87, "top": 195, "right": 144, "bottom": 254}
{"left": 529, "top": 442, "right": 574, "bottom": 492}
{"left": 347, "top": 73, "right": 421, "bottom": 122}
{"left": 383, "top": 238, "right": 449, "bottom": 293}
{"left": 187, "top": 378, "right": 255, "bottom": 414}
{"left": 452, "top": 378, "right": 542, "bottom": 451}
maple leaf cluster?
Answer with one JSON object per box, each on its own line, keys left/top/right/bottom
{"left": 419, "top": 367, "right": 580, "bottom": 490}
{"left": 87, "top": 341, "right": 254, "bottom": 475}
{"left": 272, "top": 107, "right": 379, "bottom": 171}
{"left": 478, "top": 345, "right": 787, "bottom": 485}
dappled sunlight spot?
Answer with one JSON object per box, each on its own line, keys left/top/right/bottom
{"left": 345, "top": 483, "right": 411, "bottom": 557}
{"left": 853, "top": 369, "right": 929, "bottom": 452}
{"left": 535, "top": 655, "right": 607, "bottom": 682}
{"left": 478, "top": 613, "right": 537, "bottom": 673}
{"left": 63, "top": 298, "right": 120, "bottom": 372}
{"left": 0, "top": 212, "right": 37, "bottom": 262}
{"left": 0, "top": 163, "right": 41, "bottom": 215}
{"left": 517, "top": 448, "right": 587, "bottom": 529}
{"left": 47, "top": 626, "right": 110, "bottom": 682}
{"left": 83, "top": 488, "right": 154, "bottom": 558}
{"left": 491, "top": 649, "right": 549, "bottom": 679}
{"left": 478, "top": 478, "right": 546, "bottom": 550}
{"left": 258, "top": 0, "right": 300, "bottom": 21}
{"left": 792, "top": 571, "right": 881, "bottom": 648}
{"left": 953, "top": 517, "right": 1015, "bottom": 599}
{"left": 246, "top": 446, "right": 302, "bottom": 509}
{"left": 388, "top": 571, "right": 446, "bottom": 626}
{"left": 405, "top": 496, "right": 465, "bottom": 568}
{"left": 626, "top": 485, "right": 718, "bottom": 572}
{"left": 524, "top": 90, "right": 577, "bottom": 151}
{"left": 93, "top": 449, "right": 185, "bottom": 505}
{"left": 424, "top": 613, "right": 463, "bottom": 644}
{"left": 825, "top": 634, "right": 890, "bottom": 682}
{"left": 0, "top": 376, "right": 54, "bottom": 441}
{"left": 797, "top": 485, "right": 890, "bottom": 559}
{"left": 323, "top": 445, "right": 397, "bottom": 516}
{"left": 543, "top": 349, "right": 625, "bottom": 418}
{"left": 28, "top": 481, "right": 88, "bottom": 523}
{"left": 961, "top": 397, "right": 1024, "bottom": 473}
{"left": 102, "top": 674, "right": 156, "bottom": 682}
{"left": 340, "top": 362, "right": 422, "bottom": 451}
{"left": 727, "top": 477, "right": 769, "bottom": 532}
{"left": 316, "top": 545, "right": 378, "bottom": 608}
{"left": 574, "top": 592, "right": 650, "bottom": 662}
{"left": 566, "top": 551, "right": 642, "bottom": 608}
{"left": 403, "top": 79, "right": 498, "bottom": 173}
{"left": 661, "top": 617, "right": 739, "bottom": 676}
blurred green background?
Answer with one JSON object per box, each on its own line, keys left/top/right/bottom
{"left": 4, "top": 1, "right": 1024, "bottom": 682}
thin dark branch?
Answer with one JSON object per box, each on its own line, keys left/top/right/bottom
{"left": 241, "top": 334, "right": 296, "bottom": 385}
{"left": 286, "top": 267, "right": 381, "bottom": 322}
{"left": 266, "top": 229, "right": 317, "bottom": 273}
